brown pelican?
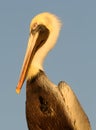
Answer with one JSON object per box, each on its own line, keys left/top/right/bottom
{"left": 16, "top": 12, "right": 91, "bottom": 130}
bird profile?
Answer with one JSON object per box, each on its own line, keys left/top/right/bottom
{"left": 16, "top": 12, "right": 61, "bottom": 94}
{"left": 16, "top": 12, "right": 91, "bottom": 130}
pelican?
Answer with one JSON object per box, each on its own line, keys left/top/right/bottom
{"left": 16, "top": 12, "right": 61, "bottom": 94}
{"left": 16, "top": 12, "right": 91, "bottom": 130}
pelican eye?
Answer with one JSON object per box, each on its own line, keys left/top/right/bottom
{"left": 32, "top": 23, "right": 38, "bottom": 30}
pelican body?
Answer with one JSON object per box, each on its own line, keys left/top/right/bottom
{"left": 16, "top": 12, "right": 91, "bottom": 130}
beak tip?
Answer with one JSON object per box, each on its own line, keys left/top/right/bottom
{"left": 16, "top": 87, "right": 21, "bottom": 94}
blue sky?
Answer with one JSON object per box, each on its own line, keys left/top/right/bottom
{"left": 0, "top": 0, "right": 96, "bottom": 129}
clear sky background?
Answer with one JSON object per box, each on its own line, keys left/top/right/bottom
{"left": 0, "top": 0, "right": 96, "bottom": 130}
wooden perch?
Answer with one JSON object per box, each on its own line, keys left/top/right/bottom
{"left": 26, "top": 71, "right": 91, "bottom": 130}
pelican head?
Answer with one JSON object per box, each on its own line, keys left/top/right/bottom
{"left": 16, "top": 12, "right": 61, "bottom": 94}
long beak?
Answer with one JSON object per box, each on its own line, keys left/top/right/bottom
{"left": 16, "top": 33, "right": 38, "bottom": 94}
